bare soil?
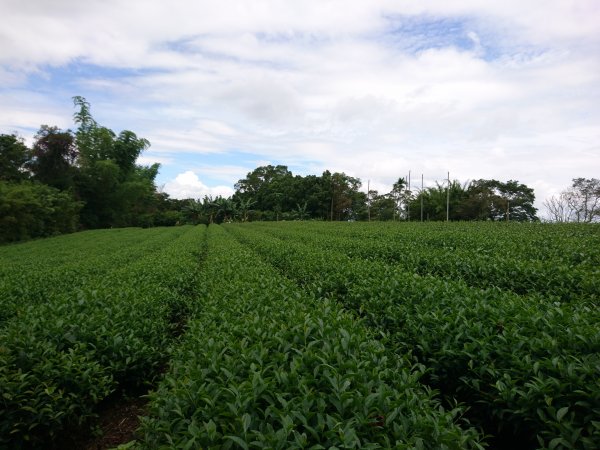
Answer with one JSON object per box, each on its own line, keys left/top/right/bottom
{"left": 57, "top": 396, "right": 147, "bottom": 450}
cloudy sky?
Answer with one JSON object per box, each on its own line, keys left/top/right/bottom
{"left": 1, "top": 0, "right": 599, "bottom": 214}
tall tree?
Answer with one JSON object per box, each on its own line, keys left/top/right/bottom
{"left": 234, "top": 165, "right": 294, "bottom": 212}
{"left": 73, "top": 96, "right": 115, "bottom": 163}
{"left": 237, "top": 198, "right": 256, "bottom": 222}
{"left": 28, "top": 126, "right": 78, "bottom": 191}
{"left": 369, "top": 191, "right": 395, "bottom": 220}
{"left": 458, "top": 179, "right": 537, "bottom": 222}
{"left": 0, "top": 134, "right": 30, "bottom": 182}
{"left": 568, "top": 178, "right": 600, "bottom": 223}
{"left": 212, "top": 196, "right": 237, "bottom": 223}
{"left": 546, "top": 178, "right": 600, "bottom": 223}
{"left": 71, "top": 96, "right": 156, "bottom": 228}
{"left": 183, "top": 198, "right": 205, "bottom": 224}
{"left": 327, "top": 171, "right": 362, "bottom": 221}
{"left": 77, "top": 160, "right": 121, "bottom": 228}
{"left": 112, "top": 164, "right": 161, "bottom": 227}
{"left": 73, "top": 96, "right": 149, "bottom": 174}
{"left": 391, "top": 177, "right": 410, "bottom": 220}
{"left": 298, "top": 174, "right": 332, "bottom": 220}
{"left": 544, "top": 192, "right": 574, "bottom": 223}
{"left": 113, "top": 130, "right": 150, "bottom": 179}
{"left": 409, "top": 180, "right": 469, "bottom": 221}
{"left": 496, "top": 180, "right": 538, "bottom": 222}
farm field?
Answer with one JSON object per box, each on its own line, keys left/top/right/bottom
{"left": 0, "top": 222, "right": 599, "bottom": 449}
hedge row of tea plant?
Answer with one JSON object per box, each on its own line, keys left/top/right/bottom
{"left": 0, "top": 226, "right": 205, "bottom": 448}
{"left": 225, "top": 223, "right": 600, "bottom": 449}
{"left": 249, "top": 222, "right": 599, "bottom": 303}
{"left": 291, "top": 221, "right": 600, "bottom": 268}
{"left": 136, "top": 225, "right": 483, "bottom": 449}
{"left": 0, "top": 227, "right": 189, "bottom": 325}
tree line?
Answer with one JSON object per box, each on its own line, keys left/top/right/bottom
{"left": 2, "top": 97, "right": 597, "bottom": 242}
{"left": 544, "top": 178, "right": 600, "bottom": 223}
{"left": 0, "top": 97, "right": 190, "bottom": 243}
{"left": 222, "top": 164, "right": 540, "bottom": 223}
{"left": 199, "top": 167, "right": 597, "bottom": 224}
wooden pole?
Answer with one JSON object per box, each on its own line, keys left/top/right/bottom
{"left": 446, "top": 171, "right": 450, "bottom": 222}
{"left": 420, "top": 173, "right": 424, "bottom": 222}
{"left": 408, "top": 170, "right": 411, "bottom": 221}
{"left": 367, "top": 180, "right": 371, "bottom": 222}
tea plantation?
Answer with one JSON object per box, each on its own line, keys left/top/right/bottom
{"left": 0, "top": 222, "right": 598, "bottom": 449}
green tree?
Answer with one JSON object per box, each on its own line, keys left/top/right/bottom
{"left": 327, "top": 171, "right": 362, "bottom": 221}
{"left": 28, "top": 125, "right": 78, "bottom": 190}
{"left": 462, "top": 179, "right": 537, "bottom": 221}
{"left": 409, "top": 181, "right": 469, "bottom": 221}
{"left": 77, "top": 160, "right": 121, "bottom": 228}
{"left": 237, "top": 198, "right": 256, "bottom": 222}
{"left": 72, "top": 96, "right": 115, "bottom": 163}
{"left": 113, "top": 164, "right": 161, "bottom": 227}
{"left": 0, "top": 180, "right": 81, "bottom": 242}
{"left": 391, "top": 177, "right": 412, "bottom": 220}
{"left": 233, "top": 166, "right": 366, "bottom": 221}
{"left": 235, "top": 165, "right": 294, "bottom": 213}
{"left": 369, "top": 191, "right": 395, "bottom": 220}
{"left": 298, "top": 174, "right": 332, "bottom": 220}
{"left": 71, "top": 96, "right": 156, "bottom": 227}
{"left": 183, "top": 198, "right": 205, "bottom": 224}
{"left": 113, "top": 130, "right": 150, "bottom": 179}
{"left": 212, "top": 196, "right": 236, "bottom": 223}
{"left": 153, "top": 192, "right": 185, "bottom": 226}
{"left": 73, "top": 97, "right": 149, "bottom": 175}
{"left": 295, "top": 202, "right": 308, "bottom": 220}
{"left": 0, "top": 134, "right": 30, "bottom": 182}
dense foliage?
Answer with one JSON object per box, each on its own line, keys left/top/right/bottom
{"left": 0, "top": 180, "right": 81, "bottom": 242}
{"left": 225, "top": 222, "right": 600, "bottom": 449}
{"left": 1, "top": 218, "right": 598, "bottom": 449}
{"left": 231, "top": 166, "right": 539, "bottom": 222}
{"left": 0, "top": 226, "right": 205, "bottom": 447}
{"left": 0, "top": 98, "right": 187, "bottom": 244}
{"left": 137, "top": 225, "right": 482, "bottom": 449}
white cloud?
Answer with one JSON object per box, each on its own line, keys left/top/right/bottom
{"left": 137, "top": 155, "right": 174, "bottom": 166}
{"left": 163, "top": 171, "right": 234, "bottom": 199}
{"left": 0, "top": 0, "right": 598, "bottom": 213}
{"left": 191, "top": 165, "right": 255, "bottom": 184}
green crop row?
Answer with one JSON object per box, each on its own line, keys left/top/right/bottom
{"left": 0, "top": 227, "right": 180, "bottom": 271}
{"left": 0, "top": 226, "right": 205, "bottom": 448}
{"left": 136, "top": 225, "right": 483, "bottom": 449}
{"left": 225, "top": 223, "right": 600, "bottom": 449}
{"left": 248, "top": 222, "right": 599, "bottom": 303}
{"left": 0, "top": 227, "right": 191, "bottom": 326}
{"left": 287, "top": 221, "right": 600, "bottom": 269}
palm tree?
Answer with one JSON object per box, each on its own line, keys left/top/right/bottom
{"left": 201, "top": 195, "right": 217, "bottom": 223}
{"left": 296, "top": 202, "right": 308, "bottom": 220}
{"left": 183, "top": 199, "right": 203, "bottom": 224}
{"left": 237, "top": 198, "right": 256, "bottom": 222}
{"left": 391, "top": 177, "right": 406, "bottom": 220}
{"left": 212, "top": 197, "right": 236, "bottom": 223}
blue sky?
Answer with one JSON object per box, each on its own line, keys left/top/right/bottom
{"left": 1, "top": 0, "right": 599, "bottom": 214}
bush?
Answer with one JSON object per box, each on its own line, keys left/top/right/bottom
{"left": 0, "top": 181, "right": 82, "bottom": 243}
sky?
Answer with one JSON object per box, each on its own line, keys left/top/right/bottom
{"left": 1, "top": 0, "right": 599, "bottom": 216}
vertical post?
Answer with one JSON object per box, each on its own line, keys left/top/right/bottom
{"left": 420, "top": 173, "right": 424, "bottom": 222}
{"left": 408, "top": 170, "right": 411, "bottom": 221}
{"left": 367, "top": 180, "right": 371, "bottom": 222}
{"left": 330, "top": 181, "right": 334, "bottom": 221}
{"left": 446, "top": 171, "right": 450, "bottom": 222}
{"left": 506, "top": 199, "right": 510, "bottom": 222}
